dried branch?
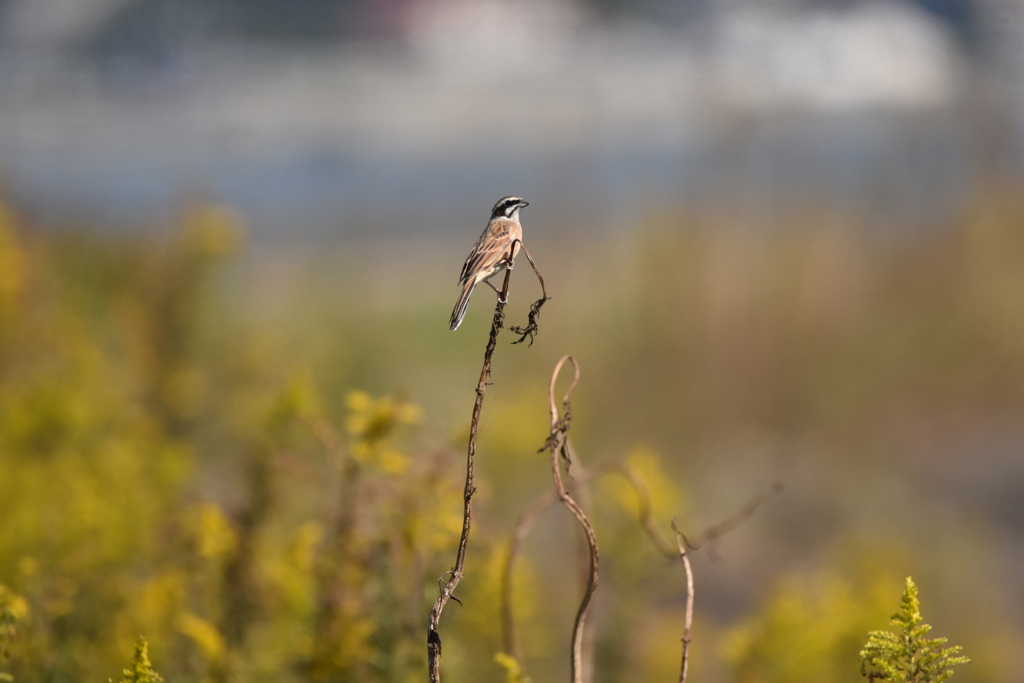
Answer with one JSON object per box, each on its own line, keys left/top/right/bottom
{"left": 671, "top": 520, "right": 695, "bottom": 683}
{"left": 537, "top": 355, "right": 598, "bottom": 683}
{"left": 509, "top": 241, "right": 550, "bottom": 346}
{"left": 568, "top": 452, "right": 596, "bottom": 683}
{"left": 427, "top": 246, "right": 519, "bottom": 683}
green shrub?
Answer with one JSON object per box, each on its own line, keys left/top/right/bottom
{"left": 110, "top": 637, "right": 163, "bottom": 683}
{"left": 860, "top": 578, "right": 968, "bottom": 683}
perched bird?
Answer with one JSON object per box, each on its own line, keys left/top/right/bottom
{"left": 449, "top": 196, "right": 529, "bottom": 331}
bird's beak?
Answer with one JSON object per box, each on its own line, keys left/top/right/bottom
{"left": 520, "top": 201, "right": 530, "bottom": 208}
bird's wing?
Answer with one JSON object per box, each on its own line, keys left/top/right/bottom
{"left": 458, "top": 221, "right": 516, "bottom": 284}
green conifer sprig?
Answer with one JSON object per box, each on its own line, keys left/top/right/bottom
{"left": 110, "top": 637, "right": 164, "bottom": 683}
{"left": 860, "top": 577, "right": 969, "bottom": 683}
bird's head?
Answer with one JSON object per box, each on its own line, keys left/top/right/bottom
{"left": 491, "top": 196, "right": 529, "bottom": 220}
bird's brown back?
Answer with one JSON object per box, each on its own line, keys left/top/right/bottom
{"left": 458, "top": 218, "right": 523, "bottom": 285}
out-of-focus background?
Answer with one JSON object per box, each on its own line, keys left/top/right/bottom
{"left": 1, "top": 0, "right": 1023, "bottom": 681}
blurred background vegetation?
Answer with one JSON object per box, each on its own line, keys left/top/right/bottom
{"left": 1, "top": 0, "right": 1023, "bottom": 682}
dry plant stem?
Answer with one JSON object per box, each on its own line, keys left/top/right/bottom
{"left": 543, "top": 356, "right": 598, "bottom": 683}
{"left": 554, "top": 442, "right": 598, "bottom": 683}
{"left": 426, "top": 249, "right": 516, "bottom": 683}
{"left": 671, "top": 520, "right": 695, "bottom": 683}
{"left": 570, "top": 456, "right": 596, "bottom": 683}
{"left": 516, "top": 241, "right": 548, "bottom": 300}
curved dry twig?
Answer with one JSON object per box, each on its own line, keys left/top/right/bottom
{"left": 537, "top": 355, "right": 597, "bottom": 683}
{"left": 427, "top": 245, "right": 518, "bottom": 683}
{"left": 547, "top": 355, "right": 580, "bottom": 423}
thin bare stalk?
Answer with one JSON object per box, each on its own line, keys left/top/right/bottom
{"left": 570, "top": 455, "right": 596, "bottom": 683}
{"left": 428, "top": 240, "right": 547, "bottom": 683}
{"left": 671, "top": 520, "right": 695, "bottom": 683}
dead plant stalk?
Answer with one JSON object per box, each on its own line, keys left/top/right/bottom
{"left": 427, "top": 240, "right": 548, "bottom": 683}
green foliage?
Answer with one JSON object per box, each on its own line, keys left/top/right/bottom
{"left": 110, "top": 637, "right": 164, "bottom": 683}
{"left": 0, "top": 200, "right": 463, "bottom": 683}
{"left": 722, "top": 570, "right": 898, "bottom": 683}
{"left": 860, "top": 578, "right": 969, "bottom": 683}
{"left": 1, "top": 185, "right": 1023, "bottom": 682}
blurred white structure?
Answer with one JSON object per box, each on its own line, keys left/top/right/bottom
{"left": 0, "top": 0, "right": 133, "bottom": 50}
{"left": 0, "top": 0, "right": 1010, "bottom": 230}
{"left": 708, "top": 2, "right": 960, "bottom": 110}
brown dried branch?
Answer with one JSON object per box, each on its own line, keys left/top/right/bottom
{"left": 537, "top": 355, "right": 598, "bottom": 683}
{"left": 671, "top": 520, "right": 695, "bottom": 683}
{"left": 427, "top": 246, "right": 518, "bottom": 683}
{"left": 509, "top": 241, "right": 550, "bottom": 346}
{"left": 568, "top": 452, "right": 596, "bottom": 683}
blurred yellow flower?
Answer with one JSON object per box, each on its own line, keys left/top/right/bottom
{"left": 196, "top": 503, "right": 237, "bottom": 560}
{"left": 378, "top": 449, "right": 409, "bottom": 475}
{"left": 181, "top": 204, "right": 246, "bottom": 258}
{"left": 0, "top": 584, "right": 29, "bottom": 620}
{"left": 397, "top": 402, "right": 423, "bottom": 425}
{"left": 344, "top": 390, "right": 372, "bottom": 414}
{"left": 341, "top": 391, "right": 421, "bottom": 474}
{"left": 178, "top": 613, "right": 225, "bottom": 661}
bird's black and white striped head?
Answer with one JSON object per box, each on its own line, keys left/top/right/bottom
{"left": 491, "top": 196, "right": 529, "bottom": 220}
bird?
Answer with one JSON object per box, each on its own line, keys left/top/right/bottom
{"left": 449, "top": 196, "right": 529, "bottom": 331}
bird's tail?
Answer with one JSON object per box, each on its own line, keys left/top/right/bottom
{"left": 449, "top": 279, "right": 477, "bottom": 331}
